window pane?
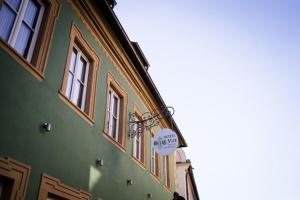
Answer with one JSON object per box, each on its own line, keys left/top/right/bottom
{"left": 69, "top": 49, "right": 77, "bottom": 73}
{"left": 47, "top": 193, "right": 68, "bottom": 200}
{"left": 15, "top": 23, "right": 32, "bottom": 56}
{"left": 24, "top": 0, "right": 40, "bottom": 28}
{"left": 0, "top": 175, "right": 14, "bottom": 200}
{"left": 6, "top": 0, "right": 21, "bottom": 11}
{"left": 77, "top": 57, "right": 87, "bottom": 82}
{"left": 107, "top": 91, "right": 112, "bottom": 133}
{"left": 0, "top": 4, "right": 16, "bottom": 41}
{"left": 72, "top": 81, "right": 84, "bottom": 108}
{"left": 108, "top": 91, "right": 112, "bottom": 112}
{"left": 112, "top": 117, "right": 117, "bottom": 139}
{"left": 113, "top": 96, "right": 118, "bottom": 116}
{"left": 155, "top": 154, "right": 159, "bottom": 175}
{"left": 136, "top": 140, "right": 140, "bottom": 160}
{"left": 65, "top": 73, "right": 74, "bottom": 99}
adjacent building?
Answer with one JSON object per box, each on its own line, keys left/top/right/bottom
{"left": 176, "top": 149, "right": 200, "bottom": 200}
{"left": 0, "top": 0, "right": 198, "bottom": 199}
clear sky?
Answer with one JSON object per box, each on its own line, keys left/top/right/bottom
{"left": 114, "top": 1, "right": 300, "bottom": 200}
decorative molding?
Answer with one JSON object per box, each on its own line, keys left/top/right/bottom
{"left": 150, "top": 172, "right": 160, "bottom": 184}
{"left": 59, "top": 24, "right": 100, "bottom": 124}
{"left": 103, "top": 72, "right": 128, "bottom": 148}
{"left": 58, "top": 92, "right": 94, "bottom": 126}
{"left": 103, "top": 132, "right": 126, "bottom": 153}
{"left": 38, "top": 173, "right": 91, "bottom": 200}
{"left": 0, "top": 39, "right": 45, "bottom": 80}
{"left": 66, "top": 0, "right": 171, "bottom": 127}
{"left": 0, "top": 157, "right": 31, "bottom": 200}
{"left": 131, "top": 157, "right": 146, "bottom": 171}
{"left": 33, "top": 0, "right": 61, "bottom": 75}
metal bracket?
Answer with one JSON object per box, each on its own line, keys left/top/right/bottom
{"left": 128, "top": 106, "right": 175, "bottom": 138}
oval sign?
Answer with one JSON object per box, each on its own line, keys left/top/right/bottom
{"left": 153, "top": 128, "right": 178, "bottom": 156}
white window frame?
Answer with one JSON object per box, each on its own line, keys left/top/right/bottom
{"left": 151, "top": 134, "right": 157, "bottom": 175}
{"left": 133, "top": 133, "right": 142, "bottom": 161}
{"left": 107, "top": 88, "right": 121, "bottom": 141}
{"left": 65, "top": 45, "right": 90, "bottom": 111}
{"left": 1, "top": 0, "right": 45, "bottom": 61}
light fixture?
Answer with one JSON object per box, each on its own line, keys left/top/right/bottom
{"left": 127, "top": 179, "right": 133, "bottom": 185}
{"left": 147, "top": 193, "right": 152, "bottom": 198}
{"left": 96, "top": 158, "right": 104, "bottom": 167}
{"left": 42, "top": 122, "right": 51, "bottom": 132}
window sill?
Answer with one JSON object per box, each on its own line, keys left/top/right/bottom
{"left": 150, "top": 172, "right": 160, "bottom": 183}
{"left": 103, "top": 132, "right": 126, "bottom": 153}
{"left": 164, "top": 185, "right": 172, "bottom": 193}
{"left": 58, "top": 92, "right": 94, "bottom": 126}
{"left": 131, "top": 156, "right": 146, "bottom": 171}
{"left": 0, "top": 39, "right": 45, "bottom": 81}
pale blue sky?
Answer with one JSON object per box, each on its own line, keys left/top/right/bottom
{"left": 115, "top": 1, "right": 300, "bottom": 200}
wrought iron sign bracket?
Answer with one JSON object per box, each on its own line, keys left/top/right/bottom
{"left": 128, "top": 106, "right": 175, "bottom": 138}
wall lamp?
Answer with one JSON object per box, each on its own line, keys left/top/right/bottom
{"left": 42, "top": 122, "right": 52, "bottom": 132}
{"left": 96, "top": 158, "right": 104, "bottom": 167}
{"left": 127, "top": 179, "right": 133, "bottom": 186}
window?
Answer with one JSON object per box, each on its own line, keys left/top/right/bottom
{"left": 0, "top": 157, "right": 31, "bottom": 200}
{"left": 0, "top": 0, "right": 60, "bottom": 80}
{"left": 133, "top": 130, "right": 142, "bottom": 160}
{"left": 65, "top": 46, "right": 89, "bottom": 110}
{"left": 38, "top": 174, "right": 91, "bottom": 200}
{"left": 0, "top": 175, "right": 14, "bottom": 200}
{"left": 47, "top": 193, "right": 68, "bottom": 200}
{"left": 59, "top": 24, "right": 99, "bottom": 125}
{"left": 163, "top": 155, "right": 171, "bottom": 188}
{"left": 0, "top": 0, "right": 44, "bottom": 59}
{"left": 107, "top": 89, "right": 120, "bottom": 140}
{"left": 103, "top": 73, "right": 128, "bottom": 150}
{"left": 150, "top": 132, "right": 160, "bottom": 178}
{"left": 132, "top": 108, "right": 146, "bottom": 167}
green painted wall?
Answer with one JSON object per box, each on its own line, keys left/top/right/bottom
{"left": 0, "top": 0, "right": 175, "bottom": 199}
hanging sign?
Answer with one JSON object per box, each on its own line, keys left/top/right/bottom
{"left": 153, "top": 128, "right": 178, "bottom": 155}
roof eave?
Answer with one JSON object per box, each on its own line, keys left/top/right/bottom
{"left": 96, "top": 0, "right": 187, "bottom": 147}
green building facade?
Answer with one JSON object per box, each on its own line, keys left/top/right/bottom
{"left": 0, "top": 0, "right": 187, "bottom": 199}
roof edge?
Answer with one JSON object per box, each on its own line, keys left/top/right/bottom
{"left": 96, "top": 0, "right": 187, "bottom": 147}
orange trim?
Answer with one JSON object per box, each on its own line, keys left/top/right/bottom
{"left": 58, "top": 92, "right": 94, "bottom": 126}
{"left": 150, "top": 172, "right": 160, "bottom": 183}
{"left": 131, "top": 157, "right": 146, "bottom": 171}
{"left": 150, "top": 131, "right": 161, "bottom": 179}
{"left": 103, "top": 72, "right": 128, "bottom": 148}
{"left": 0, "top": 39, "right": 45, "bottom": 81}
{"left": 164, "top": 185, "right": 172, "bottom": 193}
{"left": 59, "top": 24, "right": 100, "bottom": 122}
{"left": 0, "top": 0, "right": 60, "bottom": 81}
{"left": 103, "top": 132, "right": 126, "bottom": 153}
{"left": 163, "top": 155, "right": 172, "bottom": 189}
{"left": 38, "top": 173, "right": 91, "bottom": 200}
{"left": 67, "top": 0, "right": 175, "bottom": 134}
{"left": 0, "top": 157, "right": 31, "bottom": 200}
